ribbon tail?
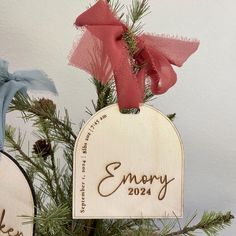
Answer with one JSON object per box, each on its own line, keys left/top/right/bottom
{"left": 141, "top": 34, "right": 200, "bottom": 67}
{"left": 13, "top": 70, "right": 58, "bottom": 95}
{"left": 114, "top": 54, "right": 143, "bottom": 109}
{"left": 69, "top": 31, "right": 113, "bottom": 84}
{"left": 0, "top": 81, "right": 25, "bottom": 150}
{"left": 149, "top": 52, "right": 177, "bottom": 95}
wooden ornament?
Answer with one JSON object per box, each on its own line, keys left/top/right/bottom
{"left": 73, "top": 104, "right": 184, "bottom": 219}
{"left": 0, "top": 151, "right": 36, "bottom": 236}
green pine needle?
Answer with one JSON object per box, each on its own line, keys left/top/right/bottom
{"left": 128, "top": 0, "right": 150, "bottom": 33}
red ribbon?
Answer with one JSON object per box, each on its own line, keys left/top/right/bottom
{"left": 69, "top": 0, "right": 199, "bottom": 109}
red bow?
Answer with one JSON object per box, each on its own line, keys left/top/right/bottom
{"left": 69, "top": 0, "right": 199, "bottom": 109}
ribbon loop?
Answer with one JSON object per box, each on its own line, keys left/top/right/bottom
{"left": 69, "top": 0, "right": 200, "bottom": 109}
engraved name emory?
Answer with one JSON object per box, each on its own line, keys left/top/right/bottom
{"left": 97, "top": 162, "right": 175, "bottom": 200}
{"left": 0, "top": 209, "right": 23, "bottom": 236}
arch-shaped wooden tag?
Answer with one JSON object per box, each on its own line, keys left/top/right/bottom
{"left": 0, "top": 151, "right": 36, "bottom": 235}
{"left": 73, "top": 104, "right": 184, "bottom": 219}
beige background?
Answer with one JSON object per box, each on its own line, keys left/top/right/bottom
{"left": 0, "top": 0, "right": 235, "bottom": 235}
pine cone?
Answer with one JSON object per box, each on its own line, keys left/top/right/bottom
{"left": 33, "top": 139, "right": 52, "bottom": 160}
{"left": 34, "top": 98, "right": 56, "bottom": 115}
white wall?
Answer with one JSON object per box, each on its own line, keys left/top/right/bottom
{"left": 0, "top": 0, "right": 235, "bottom": 235}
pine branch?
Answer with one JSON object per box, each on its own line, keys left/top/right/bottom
{"left": 50, "top": 148, "right": 66, "bottom": 203}
{"left": 9, "top": 92, "right": 77, "bottom": 141}
{"left": 168, "top": 113, "right": 176, "bottom": 121}
{"left": 165, "top": 211, "right": 234, "bottom": 236}
{"left": 128, "top": 0, "right": 150, "bottom": 33}
{"left": 109, "top": 0, "right": 124, "bottom": 15}
{"left": 91, "top": 78, "right": 117, "bottom": 112}
{"left": 5, "top": 126, "right": 58, "bottom": 203}
{"left": 33, "top": 202, "right": 71, "bottom": 235}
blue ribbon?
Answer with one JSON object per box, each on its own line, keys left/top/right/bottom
{"left": 0, "top": 59, "right": 58, "bottom": 150}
